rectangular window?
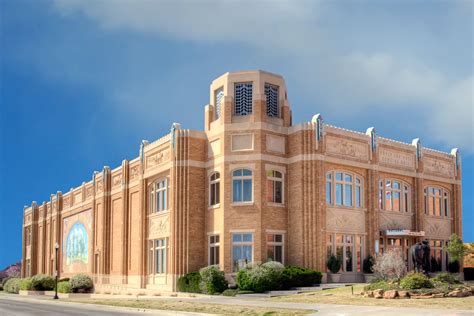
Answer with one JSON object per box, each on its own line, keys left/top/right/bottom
{"left": 232, "top": 233, "right": 253, "bottom": 271}
{"left": 233, "top": 169, "right": 253, "bottom": 203}
{"left": 267, "top": 234, "right": 284, "bottom": 263}
{"left": 344, "top": 184, "right": 353, "bottom": 206}
{"left": 267, "top": 170, "right": 283, "bottom": 204}
{"left": 209, "top": 235, "right": 220, "bottom": 265}
{"left": 326, "top": 174, "right": 332, "bottom": 204}
{"left": 336, "top": 183, "right": 343, "bottom": 205}
{"left": 148, "top": 238, "right": 168, "bottom": 275}
{"left": 214, "top": 87, "right": 224, "bottom": 119}
{"left": 209, "top": 173, "right": 220, "bottom": 206}
{"left": 234, "top": 83, "right": 253, "bottom": 116}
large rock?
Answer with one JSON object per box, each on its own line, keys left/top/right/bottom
{"left": 383, "top": 290, "right": 398, "bottom": 299}
{"left": 373, "top": 289, "right": 384, "bottom": 299}
{"left": 398, "top": 290, "right": 410, "bottom": 298}
{"left": 447, "top": 289, "right": 471, "bottom": 298}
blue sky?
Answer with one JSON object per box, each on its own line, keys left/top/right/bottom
{"left": 0, "top": 0, "right": 472, "bottom": 268}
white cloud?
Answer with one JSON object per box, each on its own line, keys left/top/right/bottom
{"left": 49, "top": 0, "right": 474, "bottom": 152}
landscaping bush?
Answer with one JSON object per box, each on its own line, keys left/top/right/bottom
{"left": 400, "top": 272, "right": 433, "bottom": 290}
{"left": 199, "top": 265, "right": 228, "bottom": 294}
{"left": 432, "top": 272, "right": 459, "bottom": 284}
{"left": 4, "top": 278, "right": 21, "bottom": 294}
{"left": 280, "top": 266, "right": 322, "bottom": 289}
{"left": 177, "top": 272, "right": 202, "bottom": 293}
{"left": 2, "top": 277, "right": 11, "bottom": 287}
{"left": 31, "top": 274, "right": 55, "bottom": 291}
{"left": 222, "top": 289, "right": 239, "bottom": 296}
{"left": 363, "top": 280, "right": 399, "bottom": 291}
{"left": 362, "top": 256, "right": 374, "bottom": 274}
{"left": 70, "top": 273, "right": 94, "bottom": 293}
{"left": 57, "top": 281, "right": 71, "bottom": 293}
{"left": 236, "top": 262, "right": 286, "bottom": 293}
{"left": 464, "top": 267, "right": 474, "bottom": 281}
{"left": 372, "top": 250, "right": 406, "bottom": 280}
{"left": 20, "top": 278, "right": 33, "bottom": 291}
{"left": 326, "top": 255, "right": 341, "bottom": 274}
{"left": 448, "top": 260, "right": 460, "bottom": 273}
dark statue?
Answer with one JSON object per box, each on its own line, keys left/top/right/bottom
{"left": 411, "top": 240, "right": 431, "bottom": 275}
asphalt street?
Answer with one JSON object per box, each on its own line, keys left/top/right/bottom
{"left": 0, "top": 295, "right": 205, "bottom": 316}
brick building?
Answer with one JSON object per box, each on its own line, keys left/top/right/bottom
{"left": 21, "top": 70, "right": 463, "bottom": 290}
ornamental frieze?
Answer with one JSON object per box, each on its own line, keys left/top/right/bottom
{"left": 424, "top": 217, "right": 451, "bottom": 239}
{"left": 379, "top": 212, "right": 413, "bottom": 231}
{"left": 130, "top": 165, "right": 140, "bottom": 181}
{"left": 146, "top": 149, "right": 170, "bottom": 169}
{"left": 96, "top": 180, "right": 103, "bottom": 193}
{"left": 326, "top": 136, "right": 369, "bottom": 161}
{"left": 326, "top": 208, "right": 365, "bottom": 233}
{"left": 379, "top": 148, "right": 415, "bottom": 170}
{"left": 424, "top": 157, "right": 454, "bottom": 178}
{"left": 112, "top": 174, "right": 122, "bottom": 188}
{"left": 149, "top": 215, "right": 170, "bottom": 238}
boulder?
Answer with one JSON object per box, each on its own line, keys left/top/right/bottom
{"left": 373, "top": 289, "right": 384, "bottom": 299}
{"left": 383, "top": 290, "right": 398, "bottom": 299}
{"left": 411, "top": 294, "right": 434, "bottom": 299}
{"left": 398, "top": 290, "right": 410, "bottom": 298}
{"left": 447, "top": 289, "right": 471, "bottom": 298}
{"left": 432, "top": 293, "right": 445, "bottom": 298}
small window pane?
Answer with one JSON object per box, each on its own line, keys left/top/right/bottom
{"left": 336, "top": 172, "right": 343, "bottom": 181}
{"left": 233, "top": 234, "right": 242, "bottom": 242}
{"left": 242, "top": 169, "right": 252, "bottom": 176}
{"left": 243, "top": 179, "right": 252, "bottom": 201}
{"left": 336, "top": 183, "right": 343, "bottom": 205}
{"left": 243, "top": 233, "right": 253, "bottom": 242}
{"left": 233, "top": 169, "right": 242, "bottom": 177}
{"left": 344, "top": 184, "right": 353, "bottom": 206}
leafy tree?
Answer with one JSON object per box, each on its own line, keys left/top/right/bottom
{"left": 446, "top": 234, "right": 466, "bottom": 262}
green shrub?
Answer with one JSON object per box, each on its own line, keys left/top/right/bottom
{"left": 280, "top": 266, "right": 322, "bottom": 289}
{"left": 364, "top": 280, "right": 399, "bottom": 291}
{"left": 70, "top": 273, "right": 94, "bottom": 293}
{"left": 2, "top": 277, "right": 12, "bottom": 287}
{"left": 222, "top": 289, "right": 238, "bottom": 296}
{"left": 177, "top": 272, "right": 202, "bottom": 293}
{"left": 20, "top": 278, "right": 33, "bottom": 291}
{"left": 31, "top": 274, "right": 55, "bottom": 291}
{"left": 400, "top": 272, "right": 433, "bottom": 290}
{"left": 57, "top": 281, "right": 71, "bottom": 293}
{"left": 199, "top": 265, "right": 228, "bottom": 294}
{"left": 4, "top": 278, "right": 21, "bottom": 294}
{"left": 236, "top": 262, "right": 285, "bottom": 293}
{"left": 327, "top": 255, "right": 341, "bottom": 274}
{"left": 362, "top": 256, "right": 374, "bottom": 274}
{"left": 432, "top": 272, "right": 459, "bottom": 284}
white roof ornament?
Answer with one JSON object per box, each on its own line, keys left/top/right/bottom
{"left": 412, "top": 138, "right": 422, "bottom": 162}
{"left": 170, "top": 122, "right": 181, "bottom": 150}
{"left": 311, "top": 114, "right": 324, "bottom": 141}
{"left": 366, "top": 127, "right": 377, "bottom": 152}
{"left": 139, "top": 140, "right": 149, "bottom": 165}
{"left": 451, "top": 148, "right": 461, "bottom": 170}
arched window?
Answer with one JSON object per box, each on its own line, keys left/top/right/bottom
{"left": 266, "top": 170, "right": 283, "bottom": 204}
{"left": 379, "top": 179, "right": 411, "bottom": 212}
{"left": 265, "top": 83, "right": 279, "bottom": 117}
{"left": 232, "top": 168, "right": 253, "bottom": 203}
{"left": 209, "top": 172, "right": 220, "bottom": 206}
{"left": 326, "top": 171, "right": 363, "bottom": 208}
{"left": 424, "top": 187, "right": 449, "bottom": 217}
{"left": 150, "top": 178, "right": 168, "bottom": 213}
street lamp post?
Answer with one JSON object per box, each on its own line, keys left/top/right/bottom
{"left": 54, "top": 242, "right": 59, "bottom": 299}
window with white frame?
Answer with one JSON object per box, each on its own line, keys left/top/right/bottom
{"left": 209, "top": 172, "right": 220, "bottom": 206}
{"left": 265, "top": 83, "right": 279, "bottom": 117}
{"left": 267, "top": 233, "right": 284, "bottom": 263}
{"left": 326, "top": 171, "right": 363, "bottom": 208}
{"left": 234, "top": 83, "right": 253, "bottom": 116}
{"left": 424, "top": 187, "right": 449, "bottom": 217}
{"left": 148, "top": 238, "right": 168, "bottom": 275}
{"left": 232, "top": 233, "right": 253, "bottom": 271}
{"left": 214, "top": 87, "right": 224, "bottom": 119}
{"left": 150, "top": 178, "right": 168, "bottom": 213}
{"left": 209, "top": 235, "right": 220, "bottom": 265}
{"left": 379, "top": 179, "right": 411, "bottom": 212}
{"left": 266, "top": 170, "right": 283, "bottom": 204}
{"left": 232, "top": 169, "right": 253, "bottom": 203}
